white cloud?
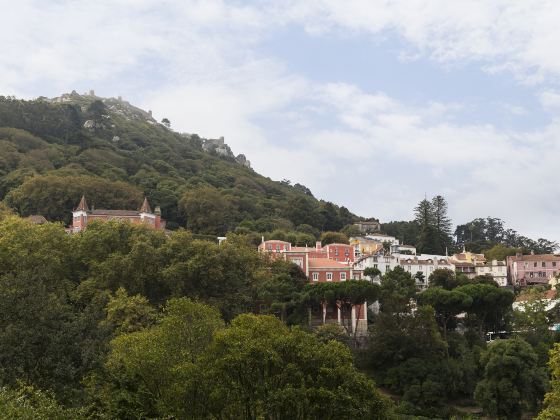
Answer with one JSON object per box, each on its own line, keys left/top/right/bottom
{"left": 272, "top": 0, "right": 560, "bottom": 83}
{"left": 1, "top": 0, "right": 560, "bottom": 242}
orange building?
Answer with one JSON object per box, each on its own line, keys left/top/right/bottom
{"left": 71, "top": 196, "right": 165, "bottom": 232}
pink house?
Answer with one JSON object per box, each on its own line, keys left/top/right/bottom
{"left": 507, "top": 253, "right": 560, "bottom": 286}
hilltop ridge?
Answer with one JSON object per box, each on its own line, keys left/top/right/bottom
{"left": 0, "top": 92, "right": 358, "bottom": 234}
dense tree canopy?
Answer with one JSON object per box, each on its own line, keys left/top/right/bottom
{"left": 0, "top": 96, "right": 359, "bottom": 235}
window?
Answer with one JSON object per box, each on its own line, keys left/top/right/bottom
{"left": 373, "top": 264, "right": 378, "bottom": 269}
{"left": 312, "top": 272, "right": 319, "bottom": 282}
{"left": 530, "top": 272, "right": 534, "bottom": 278}
{"left": 326, "top": 272, "right": 333, "bottom": 281}
{"left": 334, "top": 248, "right": 339, "bottom": 256}
{"left": 553, "top": 262, "right": 557, "bottom": 267}
{"left": 340, "top": 272, "right": 347, "bottom": 281}
{"left": 386, "top": 265, "right": 390, "bottom": 272}
{"left": 267, "top": 245, "right": 272, "bottom": 251}
{"left": 276, "top": 245, "right": 280, "bottom": 253}
{"left": 534, "top": 262, "right": 538, "bottom": 268}
{"left": 407, "top": 266, "right": 412, "bottom": 271}
{"left": 542, "top": 262, "right": 546, "bottom": 268}
{"left": 345, "top": 249, "right": 349, "bottom": 256}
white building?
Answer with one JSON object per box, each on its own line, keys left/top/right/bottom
{"left": 365, "top": 233, "right": 399, "bottom": 245}
{"left": 476, "top": 260, "right": 508, "bottom": 286}
{"left": 399, "top": 255, "right": 456, "bottom": 288}
{"left": 353, "top": 254, "right": 399, "bottom": 283}
{"left": 390, "top": 244, "right": 417, "bottom": 255}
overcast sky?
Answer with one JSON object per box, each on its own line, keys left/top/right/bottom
{"left": 1, "top": 0, "right": 559, "bottom": 241}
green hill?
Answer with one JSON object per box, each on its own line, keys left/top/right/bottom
{"left": 0, "top": 92, "right": 357, "bottom": 235}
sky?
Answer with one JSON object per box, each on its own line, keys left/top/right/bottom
{"left": 1, "top": 0, "right": 560, "bottom": 241}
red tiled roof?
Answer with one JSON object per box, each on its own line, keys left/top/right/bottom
{"left": 90, "top": 210, "right": 141, "bottom": 216}
{"left": 516, "top": 289, "right": 557, "bottom": 302}
{"left": 509, "top": 254, "right": 560, "bottom": 262}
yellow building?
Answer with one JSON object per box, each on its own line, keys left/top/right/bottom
{"left": 349, "top": 237, "right": 384, "bottom": 257}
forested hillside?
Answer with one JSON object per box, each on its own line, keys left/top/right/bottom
{"left": 0, "top": 93, "right": 356, "bottom": 234}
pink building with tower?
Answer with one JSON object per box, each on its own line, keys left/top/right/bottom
{"left": 71, "top": 196, "right": 165, "bottom": 232}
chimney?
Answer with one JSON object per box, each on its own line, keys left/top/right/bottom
{"left": 316, "top": 241, "right": 321, "bottom": 251}
{"left": 154, "top": 206, "right": 161, "bottom": 229}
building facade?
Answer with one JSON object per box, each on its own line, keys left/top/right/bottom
{"left": 259, "top": 239, "right": 367, "bottom": 333}
{"left": 71, "top": 196, "right": 165, "bottom": 232}
{"left": 507, "top": 253, "right": 560, "bottom": 286}
{"left": 476, "top": 260, "right": 508, "bottom": 286}
{"left": 400, "top": 255, "right": 456, "bottom": 288}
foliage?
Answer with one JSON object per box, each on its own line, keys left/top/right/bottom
{"left": 195, "top": 314, "right": 391, "bottom": 420}
{"left": 483, "top": 243, "right": 522, "bottom": 261}
{"left": 0, "top": 384, "right": 85, "bottom": 419}
{"left": 418, "top": 287, "right": 472, "bottom": 341}
{"left": 415, "top": 198, "right": 438, "bottom": 254}
{"left": 0, "top": 96, "right": 356, "bottom": 234}
{"left": 380, "top": 220, "right": 420, "bottom": 247}
{"left": 475, "top": 337, "right": 546, "bottom": 419}
{"left": 456, "top": 283, "right": 514, "bottom": 338}
{"left": 102, "top": 287, "right": 157, "bottom": 335}
{"left": 97, "top": 298, "right": 224, "bottom": 418}
{"left": 378, "top": 266, "right": 417, "bottom": 314}
{"left": 456, "top": 217, "right": 558, "bottom": 254}
{"left": 319, "top": 230, "right": 349, "bottom": 245}
{"left": 538, "top": 343, "right": 560, "bottom": 419}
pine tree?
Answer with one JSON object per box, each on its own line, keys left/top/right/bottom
{"left": 431, "top": 195, "right": 453, "bottom": 255}
{"left": 415, "top": 198, "right": 438, "bottom": 254}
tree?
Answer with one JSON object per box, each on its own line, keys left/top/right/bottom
{"left": 428, "top": 268, "right": 462, "bottom": 290}
{"left": 418, "top": 287, "right": 472, "bottom": 342}
{"left": 320, "top": 231, "right": 349, "bottom": 245}
{"left": 87, "top": 99, "right": 107, "bottom": 121}
{"left": 538, "top": 343, "right": 560, "bottom": 419}
{"left": 379, "top": 266, "right": 417, "bottom": 314}
{"left": 414, "top": 198, "right": 438, "bottom": 254}
{"left": 431, "top": 195, "right": 453, "bottom": 255}
{"left": 483, "top": 243, "right": 521, "bottom": 261}
{"left": 102, "top": 287, "right": 157, "bottom": 335}
{"left": 0, "top": 384, "right": 85, "bottom": 419}
{"left": 456, "top": 283, "right": 514, "bottom": 339}
{"left": 364, "top": 267, "right": 381, "bottom": 281}
{"left": 285, "top": 196, "right": 317, "bottom": 228}
{"left": 6, "top": 174, "right": 143, "bottom": 224}
{"left": 197, "top": 314, "right": 391, "bottom": 419}
{"left": 475, "top": 338, "right": 546, "bottom": 419}
{"left": 368, "top": 306, "right": 448, "bottom": 413}
{"left": 303, "top": 281, "right": 380, "bottom": 336}
{"left": 98, "top": 298, "right": 224, "bottom": 418}
{"left": 179, "top": 185, "right": 237, "bottom": 235}
{"left": 161, "top": 118, "right": 171, "bottom": 128}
